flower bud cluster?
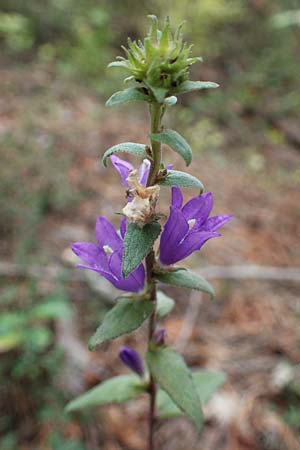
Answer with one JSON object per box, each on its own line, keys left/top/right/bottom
{"left": 109, "top": 15, "right": 202, "bottom": 102}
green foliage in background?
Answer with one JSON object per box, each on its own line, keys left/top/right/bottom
{"left": 1, "top": 0, "right": 300, "bottom": 114}
{"left": 0, "top": 283, "right": 77, "bottom": 449}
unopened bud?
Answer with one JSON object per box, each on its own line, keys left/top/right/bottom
{"left": 119, "top": 346, "right": 144, "bottom": 377}
{"left": 153, "top": 328, "right": 167, "bottom": 346}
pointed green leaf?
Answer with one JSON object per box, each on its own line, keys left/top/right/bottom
{"left": 107, "top": 61, "right": 129, "bottom": 69}
{"left": 150, "top": 129, "right": 192, "bottom": 166}
{"left": 122, "top": 222, "right": 161, "bottom": 277}
{"left": 157, "top": 370, "right": 226, "bottom": 419}
{"left": 175, "top": 80, "right": 219, "bottom": 94}
{"left": 148, "top": 15, "right": 158, "bottom": 43}
{"left": 155, "top": 269, "right": 214, "bottom": 299}
{"left": 65, "top": 375, "right": 145, "bottom": 412}
{"left": 160, "top": 17, "right": 171, "bottom": 50}
{"left": 147, "top": 347, "right": 203, "bottom": 430}
{"left": 149, "top": 85, "right": 168, "bottom": 103}
{"left": 89, "top": 298, "right": 154, "bottom": 350}
{"left": 106, "top": 88, "right": 149, "bottom": 108}
{"left": 102, "top": 142, "right": 149, "bottom": 167}
{"left": 159, "top": 170, "right": 204, "bottom": 193}
{"left": 156, "top": 291, "right": 175, "bottom": 318}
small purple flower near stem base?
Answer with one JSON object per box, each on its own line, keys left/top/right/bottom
{"left": 160, "top": 187, "right": 232, "bottom": 265}
{"left": 119, "top": 346, "right": 144, "bottom": 377}
{"left": 71, "top": 217, "right": 145, "bottom": 292}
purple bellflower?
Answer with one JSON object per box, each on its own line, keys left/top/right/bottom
{"left": 110, "top": 155, "right": 174, "bottom": 188}
{"left": 119, "top": 346, "right": 144, "bottom": 377}
{"left": 71, "top": 216, "right": 145, "bottom": 292}
{"left": 110, "top": 155, "right": 151, "bottom": 187}
{"left": 160, "top": 187, "right": 232, "bottom": 265}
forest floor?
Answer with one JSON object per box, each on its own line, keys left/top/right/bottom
{"left": 1, "top": 62, "right": 300, "bottom": 450}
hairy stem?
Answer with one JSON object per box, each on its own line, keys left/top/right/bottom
{"left": 146, "top": 250, "right": 157, "bottom": 450}
{"left": 146, "top": 101, "right": 163, "bottom": 450}
{"left": 147, "top": 102, "right": 163, "bottom": 187}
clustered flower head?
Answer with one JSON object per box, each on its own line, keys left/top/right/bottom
{"left": 108, "top": 15, "right": 202, "bottom": 102}
{"left": 71, "top": 156, "right": 232, "bottom": 292}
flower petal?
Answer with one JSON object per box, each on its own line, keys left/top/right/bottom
{"left": 203, "top": 214, "right": 233, "bottom": 232}
{"left": 165, "top": 164, "right": 174, "bottom": 170}
{"left": 76, "top": 264, "right": 117, "bottom": 284}
{"left": 71, "top": 242, "right": 108, "bottom": 270}
{"left": 108, "top": 250, "right": 145, "bottom": 292}
{"left": 160, "top": 206, "right": 189, "bottom": 265}
{"left": 171, "top": 187, "right": 183, "bottom": 209}
{"left": 110, "top": 155, "right": 133, "bottom": 187}
{"left": 182, "top": 192, "right": 213, "bottom": 224}
{"left": 161, "top": 231, "right": 219, "bottom": 265}
{"left": 120, "top": 217, "right": 127, "bottom": 239}
{"left": 138, "top": 159, "right": 151, "bottom": 186}
{"left": 119, "top": 346, "right": 144, "bottom": 377}
{"left": 119, "top": 347, "right": 144, "bottom": 377}
{"left": 95, "top": 216, "right": 122, "bottom": 251}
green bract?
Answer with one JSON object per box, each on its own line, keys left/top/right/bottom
{"left": 66, "top": 375, "right": 146, "bottom": 412}
{"left": 88, "top": 298, "right": 154, "bottom": 350}
{"left": 147, "top": 346, "right": 203, "bottom": 431}
{"left": 159, "top": 169, "right": 204, "bottom": 192}
{"left": 155, "top": 268, "right": 215, "bottom": 299}
{"left": 108, "top": 16, "right": 206, "bottom": 103}
{"left": 157, "top": 370, "right": 226, "bottom": 420}
{"left": 122, "top": 222, "right": 161, "bottom": 277}
{"left": 150, "top": 129, "right": 192, "bottom": 166}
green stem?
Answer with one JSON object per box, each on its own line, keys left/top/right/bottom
{"left": 146, "top": 101, "right": 163, "bottom": 450}
{"left": 147, "top": 102, "right": 163, "bottom": 187}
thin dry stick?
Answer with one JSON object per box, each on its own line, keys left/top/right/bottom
{"left": 1, "top": 261, "right": 299, "bottom": 282}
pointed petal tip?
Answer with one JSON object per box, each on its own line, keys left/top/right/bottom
{"left": 119, "top": 346, "right": 144, "bottom": 377}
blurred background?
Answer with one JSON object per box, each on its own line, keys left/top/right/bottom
{"left": 0, "top": 1, "right": 300, "bottom": 449}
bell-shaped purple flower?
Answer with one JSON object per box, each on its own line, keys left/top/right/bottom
{"left": 160, "top": 187, "right": 232, "bottom": 265}
{"left": 110, "top": 155, "right": 174, "bottom": 188}
{"left": 71, "top": 217, "right": 145, "bottom": 292}
{"left": 119, "top": 346, "right": 144, "bottom": 377}
{"left": 110, "top": 155, "right": 151, "bottom": 187}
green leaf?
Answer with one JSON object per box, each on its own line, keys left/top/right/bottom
{"left": 156, "top": 291, "right": 175, "bottom": 318}
{"left": 147, "top": 347, "right": 203, "bottom": 430}
{"left": 149, "top": 85, "right": 168, "bottom": 103}
{"left": 106, "top": 88, "right": 149, "bottom": 107}
{"left": 175, "top": 80, "right": 219, "bottom": 94}
{"left": 155, "top": 269, "right": 214, "bottom": 299}
{"left": 107, "top": 61, "right": 129, "bottom": 69}
{"left": 122, "top": 222, "right": 161, "bottom": 277}
{"left": 102, "top": 142, "right": 149, "bottom": 167}
{"left": 31, "top": 297, "right": 71, "bottom": 320}
{"left": 0, "top": 332, "right": 23, "bottom": 352}
{"left": 150, "top": 129, "right": 192, "bottom": 166}
{"left": 159, "top": 170, "right": 204, "bottom": 193}
{"left": 157, "top": 370, "right": 226, "bottom": 419}
{"left": 65, "top": 375, "right": 145, "bottom": 412}
{"left": 89, "top": 298, "right": 154, "bottom": 350}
